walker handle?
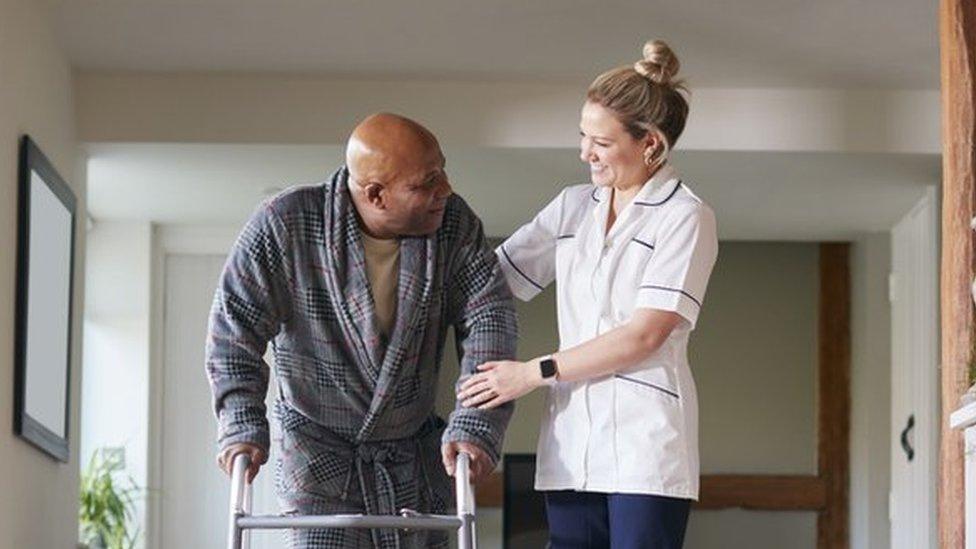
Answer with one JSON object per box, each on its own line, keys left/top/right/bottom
{"left": 227, "top": 452, "right": 252, "bottom": 549}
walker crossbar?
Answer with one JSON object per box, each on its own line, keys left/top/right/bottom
{"left": 237, "top": 514, "right": 462, "bottom": 530}
{"left": 227, "top": 451, "right": 478, "bottom": 549}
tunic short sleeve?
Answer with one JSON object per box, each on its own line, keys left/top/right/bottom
{"left": 636, "top": 201, "right": 718, "bottom": 328}
{"left": 495, "top": 189, "right": 565, "bottom": 301}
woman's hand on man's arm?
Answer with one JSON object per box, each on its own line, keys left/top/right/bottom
{"left": 458, "top": 308, "right": 684, "bottom": 409}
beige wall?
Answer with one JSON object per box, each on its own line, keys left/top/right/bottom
{"left": 687, "top": 242, "right": 820, "bottom": 549}
{"left": 75, "top": 72, "right": 940, "bottom": 153}
{"left": 693, "top": 242, "right": 819, "bottom": 475}
{"left": 850, "top": 233, "right": 892, "bottom": 549}
{"left": 0, "top": 0, "right": 85, "bottom": 547}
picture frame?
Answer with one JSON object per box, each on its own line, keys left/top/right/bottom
{"left": 13, "top": 135, "right": 77, "bottom": 462}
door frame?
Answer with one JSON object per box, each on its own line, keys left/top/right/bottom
{"left": 890, "top": 187, "right": 940, "bottom": 548}
{"left": 145, "top": 225, "right": 240, "bottom": 549}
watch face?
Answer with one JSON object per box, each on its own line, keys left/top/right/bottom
{"left": 540, "top": 358, "right": 557, "bottom": 378}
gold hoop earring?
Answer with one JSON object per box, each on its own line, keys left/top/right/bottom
{"left": 643, "top": 150, "right": 655, "bottom": 167}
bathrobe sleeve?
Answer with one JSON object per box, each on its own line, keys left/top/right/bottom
{"left": 441, "top": 198, "right": 519, "bottom": 465}
{"left": 205, "top": 200, "right": 294, "bottom": 454}
{"left": 495, "top": 189, "right": 566, "bottom": 301}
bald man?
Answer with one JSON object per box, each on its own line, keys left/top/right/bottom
{"left": 206, "top": 113, "right": 517, "bottom": 548}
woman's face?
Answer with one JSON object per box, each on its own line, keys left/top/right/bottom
{"left": 579, "top": 100, "right": 652, "bottom": 190}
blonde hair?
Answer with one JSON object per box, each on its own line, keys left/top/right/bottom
{"left": 586, "top": 40, "right": 689, "bottom": 168}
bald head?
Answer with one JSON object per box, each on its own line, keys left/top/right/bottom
{"left": 346, "top": 113, "right": 442, "bottom": 184}
{"left": 345, "top": 113, "right": 452, "bottom": 238}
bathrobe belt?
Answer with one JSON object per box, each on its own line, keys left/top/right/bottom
{"left": 334, "top": 417, "right": 442, "bottom": 549}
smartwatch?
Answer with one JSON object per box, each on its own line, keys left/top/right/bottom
{"left": 540, "top": 355, "right": 559, "bottom": 385}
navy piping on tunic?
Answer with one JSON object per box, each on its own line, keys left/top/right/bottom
{"left": 630, "top": 237, "right": 655, "bottom": 251}
{"left": 614, "top": 374, "right": 680, "bottom": 399}
{"left": 500, "top": 245, "right": 544, "bottom": 291}
{"left": 557, "top": 234, "right": 575, "bottom": 240}
{"left": 590, "top": 188, "right": 601, "bottom": 203}
{"left": 638, "top": 284, "right": 702, "bottom": 308}
{"left": 634, "top": 180, "right": 683, "bottom": 207}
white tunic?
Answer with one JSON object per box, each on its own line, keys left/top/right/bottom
{"left": 497, "top": 165, "right": 718, "bottom": 499}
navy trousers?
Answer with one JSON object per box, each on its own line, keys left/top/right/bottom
{"left": 544, "top": 491, "right": 691, "bottom": 549}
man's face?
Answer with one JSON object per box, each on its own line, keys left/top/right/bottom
{"left": 382, "top": 147, "right": 453, "bottom": 236}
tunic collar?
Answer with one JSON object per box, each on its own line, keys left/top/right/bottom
{"left": 589, "top": 164, "right": 682, "bottom": 224}
{"left": 632, "top": 164, "right": 682, "bottom": 206}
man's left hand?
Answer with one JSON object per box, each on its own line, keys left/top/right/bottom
{"left": 441, "top": 441, "right": 495, "bottom": 483}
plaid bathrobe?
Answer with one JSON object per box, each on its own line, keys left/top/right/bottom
{"left": 206, "top": 167, "right": 518, "bottom": 548}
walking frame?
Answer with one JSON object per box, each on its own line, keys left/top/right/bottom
{"left": 227, "top": 452, "right": 478, "bottom": 549}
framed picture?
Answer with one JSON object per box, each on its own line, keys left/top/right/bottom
{"left": 13, "top": 135, "right": 77, "bottom": 462}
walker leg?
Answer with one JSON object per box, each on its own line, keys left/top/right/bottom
{"left": 227, "top": 453, "right": 251, "bottom": 549}
{"left": 455, "top": 453, "right": 477, "bottom": 549}
{"left": 242, "top": 478, "right": 253, "bottom": 549}
{"left": 458, "top": 513, "right": 476, "bottom": 549}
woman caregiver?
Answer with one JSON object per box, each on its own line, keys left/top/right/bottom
{"left": 458, "top": 39, "right": 718, "bottom": 549}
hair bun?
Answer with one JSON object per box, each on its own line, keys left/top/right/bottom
{"left": 633, "top": 40, "right": 680, "bottom": 85}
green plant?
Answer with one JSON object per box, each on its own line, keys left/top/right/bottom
{"left": 78, "top": 449, "right": 140, "bottom": 549}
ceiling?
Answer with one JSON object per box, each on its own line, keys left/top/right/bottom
{"left": 51, "top": 0, "right": 938, "bottom": 88}
{"left": 86, "top": 144, "right": 937, "bottom": 240}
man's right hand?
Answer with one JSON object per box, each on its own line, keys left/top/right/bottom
{"left": 217, "top": 443, "right": 267, "bottom": 484}
{"left": 441, "top": 441, "right": 495, "bottom": 484}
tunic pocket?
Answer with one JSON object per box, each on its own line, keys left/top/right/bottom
{"left": 614, "top": 356, "right": 681, "bottom": 403}
{"left": 614, "top": 374, "right": 679, "bottom": 400}
{"left": 613, "top": 366, "right": 687, "bottom": 485}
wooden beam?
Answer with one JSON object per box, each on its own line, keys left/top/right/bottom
{"left": 817, "top": 243, "right": 851, "bottom": 549}
{"left": 939, "top": 1, "right": 976, "bottom": 547}
{"left": 475, "top": 471, "right": 504, "bottom": 508}
{"left": 476, "top": 473, "right": 827, "bottom": 511}
{"left": 696, "top": 475, "right": 826, "bottom": 511}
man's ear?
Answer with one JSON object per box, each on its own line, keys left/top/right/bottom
{"left": 364, "top": 182, "right": 385, "bottom": 209}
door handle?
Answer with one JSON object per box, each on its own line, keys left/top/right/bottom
{"left": 900, "top": 414, "right": 915, "bottom": 462}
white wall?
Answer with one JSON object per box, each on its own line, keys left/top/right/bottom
{"left": 0, "top": 0, "right": 85, "bottom": 547}
{"left": 75, "top": 72, "right": 940, "bottom": 153}
{"left": 851, "top": 233, "right": 893, "bottom": 549}
{"left": 81, "top": 220, "right": 152, "bottom": 547}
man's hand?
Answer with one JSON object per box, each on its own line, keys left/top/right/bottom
{"left": 441, "top": 441, "right": 495, "bottom": 484}
{"left": 217, "top": 443, "right": 267, "bottom": 484}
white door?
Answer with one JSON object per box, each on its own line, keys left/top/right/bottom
{"left": 889, "top": 187, "right": 939, "bottom": 549}
{"left": 159, "top": 253, "right": 283, "bottom": 548}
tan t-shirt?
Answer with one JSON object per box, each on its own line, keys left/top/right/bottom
{"left": 360, "top": 230, "right": 401, "bottom": 338}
